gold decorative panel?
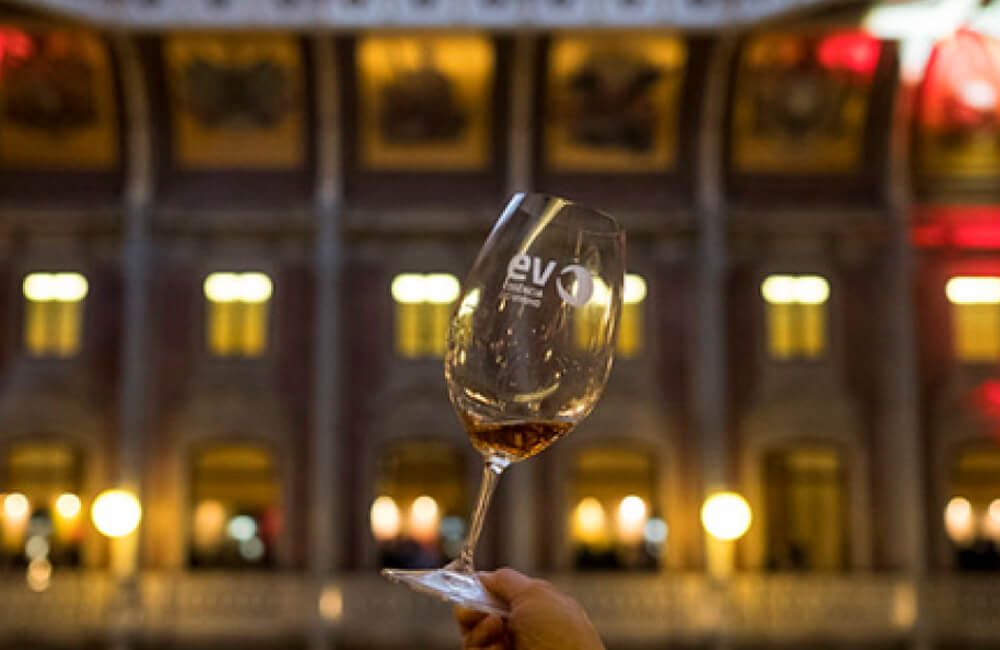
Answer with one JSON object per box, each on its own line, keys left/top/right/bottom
{"left": 545, "top": 34, "right": 686, "bottom": 173}
{"left": 732, "top": 31, "right": 881, "bottom": 174}
{"left": 164, "top": 33, "right": 305, "bottom": 169}
{"left": 0, "top": 26, "right": 117, "bottom": 169}
{"left": 357, "top": 34, "right": 494, "bottom": 171}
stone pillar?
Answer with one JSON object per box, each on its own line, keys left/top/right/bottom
{"left": 309, "top": 36, "right": 344, "bottom": 650}
{"left": 693, "top": 37, "right": 734, "bottom": 525}
{"left": 883, "top": 78, "right": 929, "bottom": 650}
{"left": 111, "top": 34, "right": 153, "bottom": 650}
{"left": 502, "top": 35, "right": 538, "bottom": 571}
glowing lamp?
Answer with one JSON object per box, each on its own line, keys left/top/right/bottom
{"left": 944, "top": 496, "right": 974, "bottom": 545}
{"left": 701, "top": 492, "right": 752, "bottom": 541}
{"left": 424, "top": 274, "right": 461, "bottom": 304}
{"left": 408, "top": 495, "right": 440, "bottom": 543}
{"left": 55, "top": 493, "right": 81, "bottom": 519}
{"left": 23, "top": 273, "right": 88, "bottom": 302}
{"left": 572, "top": 497, "right": 607, "bottom": 545}
{"left": 946, "top": 276, "right": 1000, "bottom": 304}
{"left": 90, "top": 489, "right": 141, "bottom": 538}
{"left": 3, "top": 492, "right": 29, "bottom": 520}
{"left": 761, "top": 275, "right": 829, "bottom": 305}
{"left": 369, "top": 495, "right": 401, "bottom": 542}
{"left": 616, "top": 495, "right": 648, "bottom": 544}
{"left": 624, "top": 274, "right": 647, "bottom": 305}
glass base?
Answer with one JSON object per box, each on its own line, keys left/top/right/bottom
{"left": 380, "top": 564, "right": 510, "bottom": 617}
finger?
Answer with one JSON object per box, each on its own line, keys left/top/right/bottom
{"left": 479, "top": 567, "right": 536, "bottom": 602}
{"left": 463, "top": 614, "right": 506, "bottom": 648}
{"left": 464, "top": 616, "right": 507, "bottom": 648}
{"left": 454, "top": 605, "right": 489, "bottom": 633}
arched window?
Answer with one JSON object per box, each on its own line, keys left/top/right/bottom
{"left": 568, "top": 446, "right": 663, "bottom": 571}
{"left": 189, "top": 444, "right": 280, "bottom": 569}
{"left": 203, "top": 272, "right": 274, "bottom": 358}
{"left": 370, "top": 440, "right": 466, "bottom": 569}
{"left": 1, "top": 441, "right": 84, "bottom": 568}
{"left": 574, "top": 273, "right": 647, "bottom": 358}
{"left": 945, "top": 444, "right": 1000, "bottom": 571}
{"left": 761, "top": 274, "right": 830, "bottom": 360}
{"left": 391, "top": 273, "right": 460, "bottom": 358}
{"left": 763, "top": 446, "right": 849, "bottom": 571}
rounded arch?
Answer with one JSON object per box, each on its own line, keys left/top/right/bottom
{"left": 358, "top": 377, "right": 478, "bottom": 569}
{"left": 740, "top": 385, "right": 871, "bottom": 571}
{"left": 183, "top": 435, "right": 287, "bottom": 570}
{"left": 547, "top": 394, "right": 679, "bottom": 571}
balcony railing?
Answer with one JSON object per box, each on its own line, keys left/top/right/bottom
{"left": 0, "top": 571, "right": 997, "bottom": 646}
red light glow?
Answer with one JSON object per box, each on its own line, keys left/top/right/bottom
{"left": 919, "top": 29, "right": 1000, "bottom": 130}
{"left": 0, "top": 27, "right": 32, "bottom": 72}
{"left": 973, "top": 380, "right": 1000, "bottom": 422}
{"left": 912, "top": 206, "right": 1000, "bottom": 250}
{"left": 816, "top": 31, "right": 881, "bottom": 77}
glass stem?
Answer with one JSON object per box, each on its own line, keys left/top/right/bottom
{"left": 456, "top": 457, "right": 506, "bottom": 572}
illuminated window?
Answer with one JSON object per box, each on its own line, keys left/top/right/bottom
{"left": 1, "top": 441, "right": 83, "bottom": 568}
{"left": 22, "top": 272, "right": 88, "bottom": 358}
{"left": 946, "top": 276, "right": 1000, "bottom": 362}
{"left": 371, "top": 440, "right": 466, "bottom": 569}
{"left": 203, "top": 272, "right": 273, "bottom": 358}
{"left": 391, "top": 273, "right": 460, "bottom": 358}
{"left": 190, "top": 444, "right": 279, "bottom": 569}
{"left": 575, "top": 273, "right": 646, "bottom": 358}
{"left": 946, "top": 445, "right": 1000, "bottom": 571}
{"left": 761, "top": 274, "right": 829, "bottom": 360}
{"left": 763, "top": 447, "right": 849, "bottom": 571}
{"left": 569, "top": 447, "right": 662, "bottom": 571}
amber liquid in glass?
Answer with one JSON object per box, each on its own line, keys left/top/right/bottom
{"left": 461, "top": 416, "right": 573, "bottom": 461}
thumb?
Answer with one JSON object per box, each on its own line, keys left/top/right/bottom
{"left": 479, "top": 567, "right": 536, "bottom": 603}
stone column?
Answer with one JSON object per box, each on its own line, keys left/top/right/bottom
{"left": 692, "top": 37, "right": 736, "bottom": 650}
{"left": 502, "top": 35, "right": 539, "bottom": 571}
{"left": 883, "top": 78, "right": 929, "bottom": 650}
{"left": 111, "top": 34, "right": 153, "bottom": 650}
{"left": 309, "top": 35, "right": 344, "bottom": 650}
{"left": 693, "top": 37, "right": 734, "bottom": 529}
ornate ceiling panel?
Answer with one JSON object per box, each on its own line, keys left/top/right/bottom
{"left": 13, "top": 0, "right": 846, "bottom": 29}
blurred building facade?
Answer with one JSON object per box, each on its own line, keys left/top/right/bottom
{"left": 0, "top": 0, "right": 999, "bottom": 648}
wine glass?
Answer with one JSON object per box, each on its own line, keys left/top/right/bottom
{"left": 381, "top": 192, "right": 625, "bottom": 616}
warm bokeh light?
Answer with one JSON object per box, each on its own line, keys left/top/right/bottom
{"left": 984, "top": 498, "right": 1000, "bottom": 542}
{"left": 946, "top": 276, "right": 1000, "bottom": 304}
{"left": 26, "top": 557, "right": 52, "bottom": 593}
{"left": 572, "top": 497, "right": 607, "bottom": 545}
{"left": 22, "top": 272, "right": 89, "bottom": 302}
{"left": 616, "top": 495, "right": 648, "bottom": 544}
{"left": 90, "top": 489, "right": 142, "bottom": 538}
{"left": 944, "top": 496, "right": 975, "bottom": 544}
{"left": 193, "top": 500, "right": 226, "bottom": 551}
{"left": 3, "top": 492, "right": 29, "bottom": 520}
{"left": 391, "top": 273, "right": 460, "bottom": 305}
{"left": 370, "top": 495, "right": 402, "bottom": 542}
{"left": 204, "top": 272, "right": 274, "bottom": 304}
{"left": 319, "top": 585, "right": 344, "bottom": 622}
{"left": 424, "top": 274, "right": 461, "bottom": 304}
{"left": 761, "top": 274, "right": 830, "bottom": 305}
{"left": 701, "top": 492, "right": 752, "bottom": 541}
{"left": 55, "top": 493, "right": 82, "bottom": 519}
{"left": 624, "top": 274, "right": 647, "bottom": 305}
{"left": 408, "top": 495, "right": 440, "bottom": 543}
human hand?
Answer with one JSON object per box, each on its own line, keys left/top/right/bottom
{"left": 454, "top": 568, "right": 605, "bottom": 650}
